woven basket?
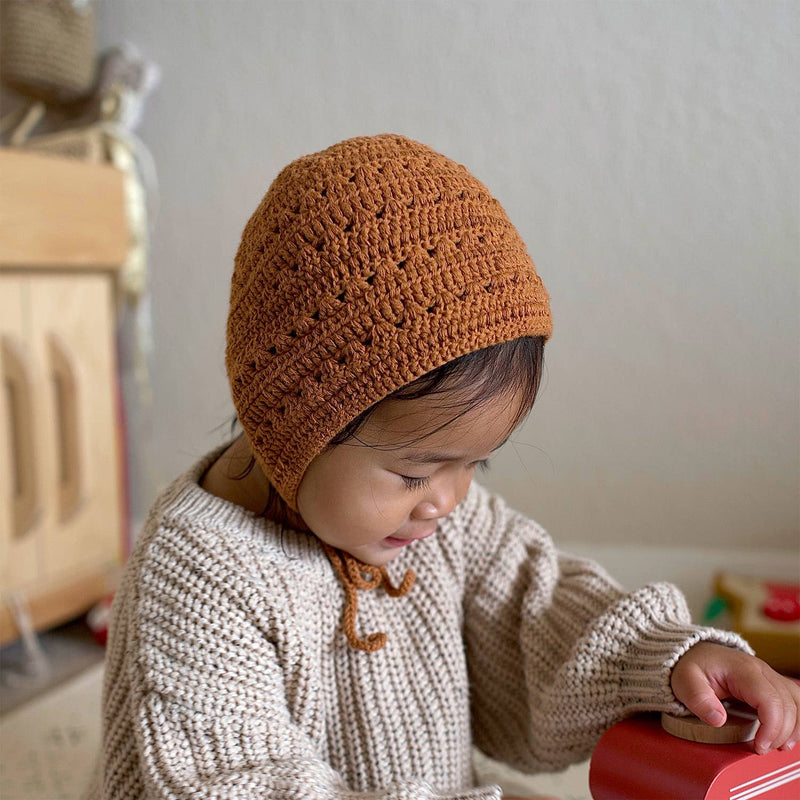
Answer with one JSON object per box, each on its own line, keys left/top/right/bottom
{"left": 0, "top": 1, "right": 97, "bottom": 104}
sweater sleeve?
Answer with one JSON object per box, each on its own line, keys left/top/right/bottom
{"left": 456, "top": 484, "right": 752, "bottom": 774}
{"left": 134, "top": 695, "right": 495, "bottom": 800}
{"left": 107, "top": 522, "right": 500, "bottom": 800}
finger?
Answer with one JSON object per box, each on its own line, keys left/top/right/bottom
{"left": 776, "top": 679, "right": 800, "bottom": 751}
{"left": 753, "top": 692, "right": 789, "bottom": 754}
{"left": 684, "top": 690, "right": 728, "bottom": 727}
{"left": 782, "top": 679, "right": 800, "bottom": 750}
{"left": 672, "top": 662, "right": 729, "bottom": 727}
{"left": 730, "top": 669, "right": 799, "bottom": 754}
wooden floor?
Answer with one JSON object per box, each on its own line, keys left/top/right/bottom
{"left": 0, "top": 659, "right": 104, "bottom": 800}
{"left": 0, "top": 617, "right": 105, "bottom": 715}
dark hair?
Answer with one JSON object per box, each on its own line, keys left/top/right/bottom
{"left": 229, "top": 335, "right": 545, "bottom": 524}
{"left": 330, "top": 335, "right": 544, "bottom": 446}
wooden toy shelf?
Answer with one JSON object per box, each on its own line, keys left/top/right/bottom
{"left": 0, "top": 149, "right": 128, "bottom": 645}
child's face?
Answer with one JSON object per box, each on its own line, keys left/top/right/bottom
{"left": 296, "top": 389, "right": 524, "bottom": 566}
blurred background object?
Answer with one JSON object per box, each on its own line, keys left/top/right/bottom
{"left": 1, "top": 0, "right": 160, "bottom": 718}
{"left": 707, "top": 574, "right": 800, "bottom": 676}
{"left": 1, "top": 0, "right": 97, "bottom": 106}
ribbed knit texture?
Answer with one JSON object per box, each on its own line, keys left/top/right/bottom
{"left": 225, "top": 134, "right": 552, "bottom": 509}
{"left": 87, "top": 447, "right": 751, "bottom": 799}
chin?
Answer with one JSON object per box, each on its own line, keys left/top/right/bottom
{"left": 361, "top": 553, "right": 397, "bottom": 568}
{"left": 349, "top": 546, "right": 400, "bottom": 568}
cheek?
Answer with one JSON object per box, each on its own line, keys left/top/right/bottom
{"left": 457, "top": 469, "right": 474, "bottom": 503}
{"left": 300, "top": 463, "right": 411, "bottom": 539}
{"left": 336, "top": 472, "right": 411, "bottom": 530}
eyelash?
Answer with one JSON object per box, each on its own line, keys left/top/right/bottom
{"left": 399, "top": 459, "right": 490, "bottom": 491}
{"left": 400, "top": 475, "right": 431, "bottom": 491}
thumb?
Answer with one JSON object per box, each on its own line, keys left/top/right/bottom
{"left": 672, "top": 662, "right": 728, "bottom": 727}
{"left": 682, "top": 687, "right": 728, "bottom": 727}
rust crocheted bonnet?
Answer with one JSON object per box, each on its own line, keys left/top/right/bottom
{"left": 226, "top": 133, "right": 552, "bottom": 510}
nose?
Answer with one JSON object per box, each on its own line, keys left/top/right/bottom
{"left": 412, "top": 500, "right": 443, "bottom": 521}
{"left": 412, "top": 472, "right": 470, "bottom": 520}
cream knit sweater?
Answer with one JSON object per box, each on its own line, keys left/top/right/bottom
{"left": 88, "top": 446, "right": 748, "bottom": 799}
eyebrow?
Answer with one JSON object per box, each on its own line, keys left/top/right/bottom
{"left": 398, "top": 436, "right": 511, "bottom": 464}
{"left": 400, "top": 451, "right": 464, "bottom": 464}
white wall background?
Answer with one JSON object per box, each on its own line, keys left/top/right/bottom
{"left": 96, "top": 0, "right": 799, "bottom": 551}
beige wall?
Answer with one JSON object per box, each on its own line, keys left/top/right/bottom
{"left": 92, "top": 1, "right": 798, "bottom": 550}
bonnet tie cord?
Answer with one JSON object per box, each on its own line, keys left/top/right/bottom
{"left": 320, "top": 543, "right": 416, "bottom": 652}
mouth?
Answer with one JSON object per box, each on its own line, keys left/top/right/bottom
{"left": 382, "top": 527, "right": 437, "bottom": 549}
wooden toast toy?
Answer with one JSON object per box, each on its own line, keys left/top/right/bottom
{"left": 589, "top": 701, "right": 800, "bottom": 799}
{"left": 713, "top": 573, "right": 800, "bottom": 676}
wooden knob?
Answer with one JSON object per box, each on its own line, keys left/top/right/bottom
{"left": 661, "top": 700, "right": 759, "bottom": 744}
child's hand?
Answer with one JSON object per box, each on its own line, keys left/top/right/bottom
{"left": 670, "top": 642, "right": 800, "bottom": 754}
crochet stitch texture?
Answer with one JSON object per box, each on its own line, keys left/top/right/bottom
{"left": 225, "top": 134, "right": 552, "bottom": 509}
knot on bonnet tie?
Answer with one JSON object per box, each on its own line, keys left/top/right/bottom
{"left": 321, "top": 542, "right": 416, "bottom": 652}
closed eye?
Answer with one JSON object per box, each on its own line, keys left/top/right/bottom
{"left": 400, "top": 459, "right": 490, "bottom": 490}
{"left": 400, "top": 475, "right": 431, "bottom": 491}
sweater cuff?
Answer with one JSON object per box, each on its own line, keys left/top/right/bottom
{"left": 619, "top": 616, "right": 754, "bottom": 715}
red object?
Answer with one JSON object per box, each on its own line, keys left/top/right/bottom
{"left": 763, "top": 583, "right": 800, "bottom": 623}
{"left": 86, "top": 594, "right": 114, "bottom": 646}
{"left": 589, "top": 714, "right": 800, "bottom": 800}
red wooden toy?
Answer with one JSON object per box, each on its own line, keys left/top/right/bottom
{"left": 589, "top": 707, "right": 800, "bottom": 799}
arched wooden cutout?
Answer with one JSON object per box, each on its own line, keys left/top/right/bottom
{"left": 1, "top": 335, "right": 38, "bottom": 537}
{"left": 48, "top": 333, "right": 82, "bottom": 522}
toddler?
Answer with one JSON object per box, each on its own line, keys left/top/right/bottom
{"left": 90, "top": 134, "right": 799, "bottom": 799}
